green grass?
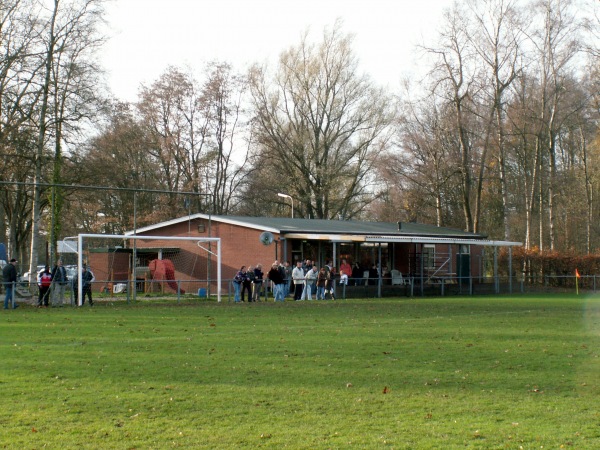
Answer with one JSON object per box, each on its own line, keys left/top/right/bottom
{"left": 1, "top": 294, "right": 600, "bottom": 449}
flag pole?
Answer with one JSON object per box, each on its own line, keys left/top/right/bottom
{"left": 575, "top": 269, "right": 580, "bottom": 295}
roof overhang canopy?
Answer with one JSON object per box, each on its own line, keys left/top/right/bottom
{"left": 283, "top": 233, "right": 369, "bottom": 242}
{"left": 88, "top": 247, "right": 181, "bottom": 254}
{"left": 282, "top": 233, "right": 521, "bottom": 247}
{"left": 364, "top": 236, "right": 522, "bottom": 247}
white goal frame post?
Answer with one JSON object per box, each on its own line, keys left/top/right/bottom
{"left": 65, "top": 234, "right": 221, "bottom": 305}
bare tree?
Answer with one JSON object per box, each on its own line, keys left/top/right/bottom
{"left": 422, "top": 4, "right": 479, "bottom": 232}
{"left": 528, "top": 0, "right": 582, "bottom": 250}
{"left": 29, "top": 0, "right": 106, "bottom": 277}
{"left": 202, "top": 61, "right": 251, "bottom": 214}
{"left": 137, "top": 63, "right": 249, "bottom": 215}
{"left": 248, "top": 22, "right": 394, "bottom": 219}
{"left": 385, "top": 82, "right": 459, "bottom": 227}
{"left": 466, "top": 0, "right": 524, "bottom": 239}
{"left": 47, "top": 0, "right": 106, "bottom": 259}
{"left": 506, "top": 70, "right": 542, "bottom": 250}
{"left": 137, "top": 67, "right": 204, "bottom": 215}
{"left": 0, "top": 0, "right": 41, "bottom": 259}
{"left": 581, "top": 0, "right": 600, "bottom": 58}
{"left": 77, "top": 102, "right": 164, "bottom": 234}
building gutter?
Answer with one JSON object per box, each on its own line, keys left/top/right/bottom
{"left": 282, "top": 233, "right": 521, "bottom": 247}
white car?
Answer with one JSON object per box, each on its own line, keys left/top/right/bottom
{"left": 65, "top": 265, "right": 78, "bottom": 280}
{"left": 20, "top": 265, "right": 46, "bottom": 284}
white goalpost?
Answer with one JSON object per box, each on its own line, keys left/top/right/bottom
{"left": 64, "top": 234, "right": 221, "bottom": 305}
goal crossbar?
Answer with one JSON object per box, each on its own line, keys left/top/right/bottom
{"left": 71, "top": 234, "right": 221, "bottom": 304}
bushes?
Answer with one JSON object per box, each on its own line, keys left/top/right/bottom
{"left": 498, "top": 247, "right": 600, "bottom": 286}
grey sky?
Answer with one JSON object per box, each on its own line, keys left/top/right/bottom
{"left": 100, "top": 0, "right": 451, "bottom": 101}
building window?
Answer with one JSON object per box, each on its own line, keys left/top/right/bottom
{"left": 423, "top": 245, "right": 435, "bottom": 269}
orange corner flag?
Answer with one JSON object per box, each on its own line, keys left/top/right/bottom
{"left": 576, "top": 268, "right": 581, "bottom": 278}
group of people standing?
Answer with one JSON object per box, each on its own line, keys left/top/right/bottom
{"left": 47, "top": 261, "right": 95, "bottom": 307}
{"left": 292, "top": 259, "right": 339, "bottom": 301}
{"left": 267, "top": 261, "right": 288, "bottom": 302}
{"left": 2, "top": 258, "right": 95, "bottom": 309}
{"left": 233, "top": 258, "right": 352, "bottom": 302}
{"left": 232, "top": 264, "right": 265, "bottom": 302}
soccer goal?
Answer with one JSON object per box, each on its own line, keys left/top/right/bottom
{"left": 63, "top": 234, "right": 221, "bottom": 305}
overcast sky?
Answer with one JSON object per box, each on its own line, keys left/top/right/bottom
{"left": 99, "top": 0, "right": 453, "bottom": 101}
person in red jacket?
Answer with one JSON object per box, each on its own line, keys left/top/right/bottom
{"left": 37, "top": 266, "right": 52, "bottom": 307}
{"left": 339, "top": 259, "right": 352, "bottom": 279}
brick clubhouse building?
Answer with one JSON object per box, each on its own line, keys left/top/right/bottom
{"left": 80, "top": 215, "right": 522, "bottom": 299}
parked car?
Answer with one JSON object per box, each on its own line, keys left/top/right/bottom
{"left": 19, "top": 265, "right": 46, "bottom": 284}
{"left": 65, "top": 265, "right": 78, "bottom": 279}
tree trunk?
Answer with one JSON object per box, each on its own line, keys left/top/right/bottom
{"left": 495, "top": 97, "right": 510, "bottom": 241}
{"left": 455, "top": 100, "right": 473, "bottom": 232}
{"left": 30, "top": 0, "right": 58, "bottom": 280}
{"left": 580, "top": 127, "right": 592, "bottom": 254}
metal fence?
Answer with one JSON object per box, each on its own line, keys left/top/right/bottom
{"left": 2, "top": 274, "right": 593, "bottom": 307}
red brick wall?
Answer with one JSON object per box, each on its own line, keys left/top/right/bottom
{"left": 135, "top": 219, "right": 281, "bottom": 281}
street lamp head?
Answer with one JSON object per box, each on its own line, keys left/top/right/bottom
{"left": 276, "top": 193, "right": 294, "bottom": 218}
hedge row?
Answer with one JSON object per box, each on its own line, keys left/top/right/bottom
{"left": 498, "top": 248, "right": 600, "bottom": 277}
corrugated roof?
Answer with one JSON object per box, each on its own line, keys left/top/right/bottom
{"left": 364, "top": 236, "right": 522, "bottom": 247}
{"left": 224, "top": 216, "right": 484, "bottom": 238}
{"left": 129, "top": 214, "right": 496, "bottom": 241}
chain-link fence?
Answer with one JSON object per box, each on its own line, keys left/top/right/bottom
{"left": 2, "top": 274, "right": 593, "bottom": 307}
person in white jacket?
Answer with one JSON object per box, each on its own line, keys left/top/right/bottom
{"left": 292, "top": 261, "right": 305, "bottom": 300}
{"left": 303, "top": 265, "right": 318, "bottom": 300}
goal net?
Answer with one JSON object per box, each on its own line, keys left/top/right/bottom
{"left": 63, "top": 234, "right": 221, "bottom": 305}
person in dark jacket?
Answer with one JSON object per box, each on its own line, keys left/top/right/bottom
{"left": 252, "top": 264, "right": 264, "bottom": 302}
{"left": 283, "top": 261, "right": 292, "bottom": 298}
{"left": 368, "top": 264, "right": 379, "bottom": 286}
{"left": 233, "top": 266, "right": 246, "bottom": 302}
{"left": 3, "top": 258, "right": 18, "bottom": 309}
{"left": 351, "top": 262, "right": 363, "bottom": 286}
{"left": 267, "top": 263, "right": 285, "bottom": 302}
{"left": 51, "top": 259, "right": 69, "bottom": 307}
{"left": 242, "top": 266, "right": 255, "bottom": 302}
{"left": 73, "top": 264, "right": 96, "bottom": 306}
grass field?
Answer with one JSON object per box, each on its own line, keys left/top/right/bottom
{"left": 1, "top": 294, "right": 599, "bottom": 449}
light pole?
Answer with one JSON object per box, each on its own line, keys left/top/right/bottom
{"left": 277, "top": 193, "right": 294, "bottom": 218}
